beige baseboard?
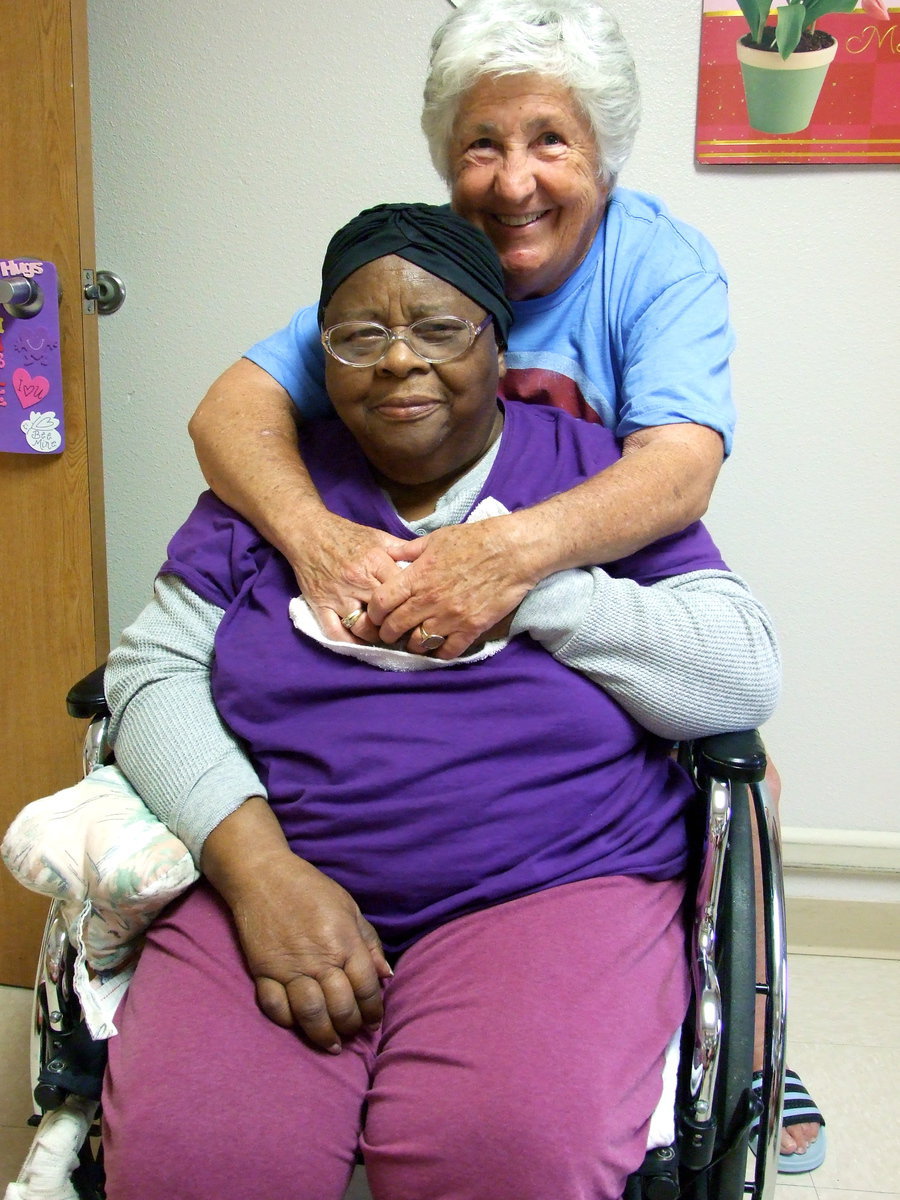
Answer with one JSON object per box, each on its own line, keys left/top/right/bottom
{"left": 787, "top": 897, "right": 900, "bottom": 958}
{"left": 781, "top": 827, "right": 900, "bottom": 958}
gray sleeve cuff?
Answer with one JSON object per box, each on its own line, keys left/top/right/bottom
{"left": 510, "top": 569, "right": 594, "bottom": 648}
{"left": 173, "top": 752, "right": 267, "bottom": 863}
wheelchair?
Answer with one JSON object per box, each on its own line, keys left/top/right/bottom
{"left": 17, "top": 665, "right": 787, "bottom": 1200}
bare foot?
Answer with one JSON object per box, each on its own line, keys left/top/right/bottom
{"left": 781, "top": 1120, "right": 821, "bottom": 1156}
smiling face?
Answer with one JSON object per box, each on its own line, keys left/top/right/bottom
{"left": 449, "top": 73, "right": 607, "bottom": 301}
{"left": 323, "top": 255, "right": 505, "bottom": 497}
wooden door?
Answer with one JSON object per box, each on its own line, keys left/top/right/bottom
{"left": 0, "top": 0, "right": 108, "bottom": 985}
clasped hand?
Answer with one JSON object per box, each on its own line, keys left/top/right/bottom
{"left": 294, "top": 511, "right": 534, "bottom": 658}
{"left": 227, "top": 852, "right": 392, "bottom": 1053}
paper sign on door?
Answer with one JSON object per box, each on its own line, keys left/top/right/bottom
{"left": 0, "top": 259, "right": 65, "bottom": 455}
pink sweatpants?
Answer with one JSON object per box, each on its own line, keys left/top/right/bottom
{"left": 103, "top": 876, "right": 688, "bottom": 1200}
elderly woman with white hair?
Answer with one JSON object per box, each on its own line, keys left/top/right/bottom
{"left": 189, "top": 0, "right": 728, "bottom": 656}
{"left": 179, "top": 0, "right": 825, "bottom": 1171}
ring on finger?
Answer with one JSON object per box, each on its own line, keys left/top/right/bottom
{"left": 418, "top": 623, "right": 446, "bottom": 652}
{"left": 342, "top": 607, "right": 365, "bottom": 631}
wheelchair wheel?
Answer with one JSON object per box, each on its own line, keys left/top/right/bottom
{"left": 706, "top": 781, "right": 757, "bottom": 1198}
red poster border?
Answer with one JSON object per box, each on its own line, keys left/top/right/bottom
{"left": 695, "top": 7, "right": 900, "bottom": 164}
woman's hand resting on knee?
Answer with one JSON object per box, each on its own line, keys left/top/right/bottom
{"left": 200, "top": 797, "right": 392, "bottom": 1052}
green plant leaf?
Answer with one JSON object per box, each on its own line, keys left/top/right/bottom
{"left": 802, "top": 0, "right": 859, "bottom": 26}
{"left": 775, "top": 3, "right": 806, "bottom": 57}
{"left": 737, "top": 0, "right": 771, "bottom": 43}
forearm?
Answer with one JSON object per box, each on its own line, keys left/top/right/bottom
{"left": 189, "top": 359, "right": 411, "bottom": 630}
{"left": 105, "top": 576, "right": 265, "bottom": 861}
{"left": 512, "top": 569, "right": 780, "bottom": 739}
{"left": 200, "top": 795, "right": 298, "bottom": 902}
{"left": 189, "top": 358, "right": 327, "bottom": 565}
{"left": 505, "top": 423, "right": 724, "bottom": 576}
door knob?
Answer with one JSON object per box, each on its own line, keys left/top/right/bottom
{"left": 0, "top": 275, "right": 44, "bottom": 318}
{"left": 82, "top": 269, "right": 125, "bottom": 315}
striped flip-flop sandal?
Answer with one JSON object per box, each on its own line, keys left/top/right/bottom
{"left": 749, "top": 1068, "right": 827, "bottom": 1174}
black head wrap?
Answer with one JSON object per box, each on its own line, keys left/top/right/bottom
{"left": 318, "top": 203, "right": 513, "bottom": 348}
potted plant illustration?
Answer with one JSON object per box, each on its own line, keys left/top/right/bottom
{"left": 735, "top": 0, "right": 877, "bottom": 134}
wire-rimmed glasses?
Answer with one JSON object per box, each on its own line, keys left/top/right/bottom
{"left": 321, "top": 313, "right": 492, "bottom": 368}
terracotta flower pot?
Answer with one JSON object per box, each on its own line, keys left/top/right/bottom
{"left": 736, "top": 36, "right": 838, "bottom": 134}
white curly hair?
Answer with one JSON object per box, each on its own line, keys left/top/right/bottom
{"left": 422, "top": 0, "right": 641, "bottom": 188}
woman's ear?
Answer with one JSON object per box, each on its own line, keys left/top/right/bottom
{"left": 497, "top": 348, "right": 506, "bottom": 379}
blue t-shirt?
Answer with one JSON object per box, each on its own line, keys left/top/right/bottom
{"left": 245, "top": 188, "right": 736, "bottom": 453}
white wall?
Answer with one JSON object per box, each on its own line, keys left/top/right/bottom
{"left": 87, "top": 0, "right": 900, "bottom": 836}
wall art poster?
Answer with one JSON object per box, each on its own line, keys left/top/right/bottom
{"left": 696, "top": 3, "right": 900, "bottom": 164}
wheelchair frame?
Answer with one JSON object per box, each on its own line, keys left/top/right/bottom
{"left": 22, "top": 666, "right": 786, "bottom": 1200}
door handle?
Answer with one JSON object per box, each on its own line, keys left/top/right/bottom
{"left": 82, "top": 269, "right": 125, "bottom": 315}
{"left": 0, "top": 275, "right": 44, "bottom": 319}
{"left": 1, "top": 267, "right": 126, "bottom": 318}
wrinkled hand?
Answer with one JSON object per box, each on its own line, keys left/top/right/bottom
{"left": 364, "top": 517, "right": 538, "bottom": 659}
{"left": 287, "top": 511, "right": 410, "bottom": 642}
{"left": 227, "top": 852, "right": 392, "bottom": 1052}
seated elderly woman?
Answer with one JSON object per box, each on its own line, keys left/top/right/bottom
{"left": 102, "top": 202, "right": 779, "bottom": 1200}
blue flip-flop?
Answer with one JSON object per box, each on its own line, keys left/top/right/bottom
{"left": 749, "top": 1068, "right": 827, "bottom": 1174}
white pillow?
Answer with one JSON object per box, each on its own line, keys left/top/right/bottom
{"left": 1, "top": 764, "right": 198, "bottom": 972}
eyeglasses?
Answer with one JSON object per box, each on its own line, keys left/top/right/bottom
{"left": 321, "top": 313, "right": 493, "bottom": 368}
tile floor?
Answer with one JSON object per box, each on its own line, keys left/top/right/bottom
{"left": 1, "top": 952, "right": 897, "bottom": 1199}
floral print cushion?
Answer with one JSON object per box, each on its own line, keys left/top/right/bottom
{"left": 1, "top": 764, "right": 198, "bottom": 972}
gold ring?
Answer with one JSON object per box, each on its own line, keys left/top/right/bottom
{"left": 418, "top": 624, "right": 446, "bottom": 652}
{"left": 341, "top": 608, "right": 364, "bottom": 630}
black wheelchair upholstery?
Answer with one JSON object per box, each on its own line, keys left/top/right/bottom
{"left": 23, "top": 665, "right": 787, "bottom": 1200}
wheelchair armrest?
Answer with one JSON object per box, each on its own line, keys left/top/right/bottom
{"left": 66, "top": 664, "right": 109, "bottom": 720}
{"left": 692, "top": 729, "right": 767, "bottom": 784}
